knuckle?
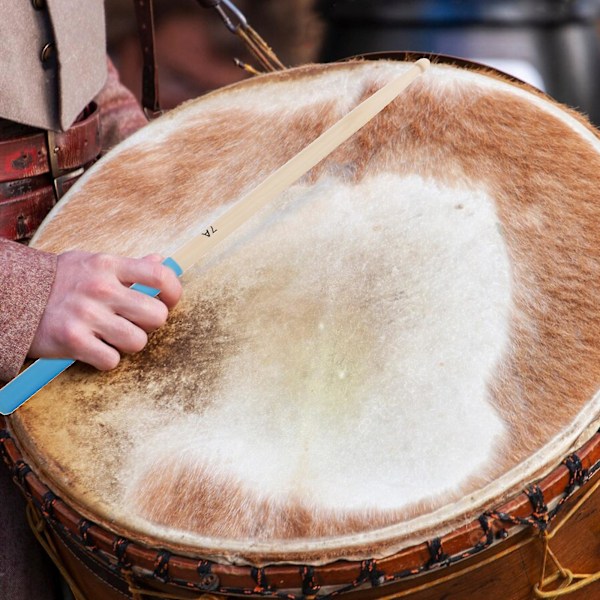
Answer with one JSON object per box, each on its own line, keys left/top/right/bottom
{"left": 148, "top": 301, "right": 169, "bottom": 328}
{"left": 72, "top": 302, "right": 97, "bottom": 325}
{"left": 156, "top": 301, "right": 169, "bottom": 323}
{"left": 171, "top": 279, "right": 183, "bottom": 301}
{"left": 151, "top": 263, "right": 169, "bottom": 288}
{"left": 87, "top": 278, "right": 114, "bottom": 301}
{"left": 89, "top": 253, "right": 115, "bottom": 273}
{"left": 116, "top": 322, "right": 148, "bottom": 354}
{"left": 62, "top": 323, "right": 84, "bottom": 351}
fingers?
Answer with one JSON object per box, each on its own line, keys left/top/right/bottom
{"left": 28, "top": 250, "right": 184, "bottom": 372}
{"left": 97, "top": 314, "right": 149, "bottom": 355}
{"left": 76, "top": 338, "right": 121, "bottom": 371}
{"left": 57, "top": 324, "right": 121, "bottom": 371}
{"left": 117, "top": 255, "right": 183, "bottom": 309}
{"left": 112, "top": 289, "right": 169, "bottom": 332}
{"left": 39, "top": 307, "right": 154, "bottom": 367}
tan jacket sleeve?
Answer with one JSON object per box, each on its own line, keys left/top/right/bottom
{"left": 0, "top": 241, "right": 57, "bottom": 382}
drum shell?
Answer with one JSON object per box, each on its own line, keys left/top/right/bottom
{"left": 3, "top": 55, "right": 600, "bottom": 599}
{"left": 2, "top": 418, "right": 600, "bottom": 600}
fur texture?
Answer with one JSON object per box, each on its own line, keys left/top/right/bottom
{"left": 17, "top": 61, "right": 600, "bottom": 563}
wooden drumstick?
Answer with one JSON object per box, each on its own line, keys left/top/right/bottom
{"left": 172, "top": 58, "right": 430, "bottom": 271}
{"left": 0, "top": 58, "right": 430, "bottom": 415}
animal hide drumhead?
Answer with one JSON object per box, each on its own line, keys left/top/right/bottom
{"left": 11, "top": 59, "right": 600, "bottom": 565}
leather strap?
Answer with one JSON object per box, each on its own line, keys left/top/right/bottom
{"left": 0, "top": 104, "right": 101, "bottom": 241}
{"left": 0, "top": 181, "right": 57, "bottom": 241}
{"left": 133, "top": 0, "right": 162, "bottom": 118}
{"left": 0, "top": 103, "right": 100, "bottom": 183}
{"left": 0, "top": 175, "right": 82, "bottom": 242}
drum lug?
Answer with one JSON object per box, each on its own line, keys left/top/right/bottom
{"left": 198, "top": 573, "right": 220, "bottom": 592}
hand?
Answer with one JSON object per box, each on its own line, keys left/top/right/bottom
{"left": 28, "top": 251, "right": 183, "bottom": 370}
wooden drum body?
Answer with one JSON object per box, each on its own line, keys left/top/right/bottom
{"left": 2, "top": 58, "right": 600, "bottom": 599}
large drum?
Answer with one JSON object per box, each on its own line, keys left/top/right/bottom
{"left": 2, "top": 57, "right": 600, "bottom": 599}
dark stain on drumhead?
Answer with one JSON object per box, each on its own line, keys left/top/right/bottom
{"left": 111, "top": 293, "right": 232, "bottom": 413}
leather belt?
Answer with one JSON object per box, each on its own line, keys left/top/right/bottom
{"left": 0, "top": 103, "right": 101, "bottom": 241}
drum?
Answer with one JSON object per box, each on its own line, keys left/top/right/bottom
{"left": 2, "top": 57, "right": 600, "bottom": 600}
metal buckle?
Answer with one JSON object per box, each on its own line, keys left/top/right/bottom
{"left": 53, "top": 167, "right": 84, "bottom": 199}
{"left": 45, "top": 130, "right": 85, "bottom": 201}
{"left": 196, "top": 0, "right": 246, "bottom": 31}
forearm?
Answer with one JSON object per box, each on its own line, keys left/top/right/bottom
{"left": 0, "top": 240, "right": 57, "bottom": 382}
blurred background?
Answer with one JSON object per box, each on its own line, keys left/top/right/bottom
{"left": 105, "top": 0, "right": 600, "bottom": 126}
{"left": 105, "top": 0, "right": 323, "bottom": 110}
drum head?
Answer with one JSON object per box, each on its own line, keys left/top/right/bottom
{"left": 12, "top": 59, "right": 600, "bottom": 565}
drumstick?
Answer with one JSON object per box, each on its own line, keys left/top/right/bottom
{"left": 172, "top": 58, "right": 430, "bottom": 271}
{"left": 0, "top": 58, "right": 430, "bottom": 415}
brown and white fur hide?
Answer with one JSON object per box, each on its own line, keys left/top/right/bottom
{"left": 15, "top": 60, "right": 600, "bottom": 564}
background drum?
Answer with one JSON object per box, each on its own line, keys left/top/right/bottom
{"left": 2, "top": 57, "right": 600, "bottom": 599}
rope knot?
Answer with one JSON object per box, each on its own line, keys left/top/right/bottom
{"left": 426, "top": 538, "right": 450, "bottom": 568}
{"left": 153, "top": 550, "right": 171, "bottom": 582}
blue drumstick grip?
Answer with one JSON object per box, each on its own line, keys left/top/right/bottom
{"left": 129, "top": 257, "right": 183, "bottom": 294}
{"left": 0, "top": 257, "right": 183, "bottom": 415}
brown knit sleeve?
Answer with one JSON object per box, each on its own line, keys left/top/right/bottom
{"left": 0, "top": 241, "right": 57, "bottom": 382}
{"left": 94, "top": 57, "right": 148, "bottom": 152}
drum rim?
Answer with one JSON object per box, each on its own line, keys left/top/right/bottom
{"left": 1, "top": 415, "right": 599, "bottom": 596}
{"left": 340, "top": 51, "right": 537, "bottom": 90}
{"left": 338, "top": 51, "right": 600, "bottom": 144}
